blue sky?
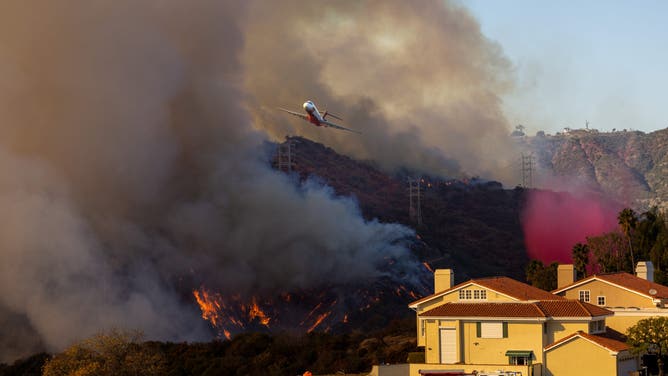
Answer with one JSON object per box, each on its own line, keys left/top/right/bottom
{"left": 463, "top": 0, "right": 668, "bottom": 135}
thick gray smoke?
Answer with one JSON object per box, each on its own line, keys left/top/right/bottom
{"left": 0, "top": 1, "right": 415, "bottom": 361}
{"left": 0, "top": 0, "right": 516, "bottom": 361}
{"left": 245, "top": 1, "right": 517, "bottom": 181}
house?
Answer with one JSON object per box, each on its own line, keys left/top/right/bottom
{"left": 369, "top": 269, "right": 638, "bottom": 376}
{"left": 553, "top": 261, "right": 668, "bottom": 333}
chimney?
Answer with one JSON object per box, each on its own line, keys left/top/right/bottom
{"left": 636, "top": 261, "right": 654, "bottom": 282}
{"left": 434, "top": 269, "right": 453, "bottom": 293}
{"left": 557, "top": 264, "right": 576, "bottom": 289}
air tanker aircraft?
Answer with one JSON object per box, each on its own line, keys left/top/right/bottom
{"left": 278, "top": 100, "right": 361, "bottom": 134}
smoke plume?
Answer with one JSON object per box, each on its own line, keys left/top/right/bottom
{"left": 244, "top": 0, "right": 517, "bottom": 181}
{"left": 0, "top": 0, "right": 515, "bottom": 361}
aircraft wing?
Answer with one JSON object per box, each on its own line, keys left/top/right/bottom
{"left": 278, "top": 108, "right": 309, "bottom": 121}
{"left": 322, "top": 120, "right": 361, "bottom": 134}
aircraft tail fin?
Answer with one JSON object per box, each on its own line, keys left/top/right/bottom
{"left": 322, "top": 111, "right": 343, "bottom": 121}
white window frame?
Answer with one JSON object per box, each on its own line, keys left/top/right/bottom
{"left": 597, "top": 296, "right": 606, "bottom": 306}
{"left": 509, "top": 355, "right": 530, "bottom": 365}
{"left": 480, "top": 322, "right": 503, "bottom": 338}
{"left": 578, "top": 290, "right": 590, "bottom": 303}
{"left": 589, "top": 319, "right": 605, "bottom": 333}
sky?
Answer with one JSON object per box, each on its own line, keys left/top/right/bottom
{"left": 464, "top": 0, "right": 668, "bottom": 136}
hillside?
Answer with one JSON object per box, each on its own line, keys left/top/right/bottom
{"left": 278, "top": 136, "right": 530, "bottom": 282}
{"left": 523, "top": 128, "right": 668, "bottom": 210}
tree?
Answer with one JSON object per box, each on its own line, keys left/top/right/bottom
{"left": 626, "top": 317, "right": 668, "bottom": 376}
{"left": 525, "top": 260, "right": 558, "bottom": 291}
{"left": 42, "top": 330, "right": 166, "bottom": 376}
{"left": 619, "top": 208, "right": 638, "bottom": 269}
{"left": 572, "top": 243, "right": 589, "bottom": 280}
{"left": 588, "top": 232, "right": 631, "bottom": 273}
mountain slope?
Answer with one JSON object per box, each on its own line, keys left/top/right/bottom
{"left": 279, "top": 136, "right": 529, "bottom": 282}
{"left": 525, "top": 128, "right": 668, "bottom": 209}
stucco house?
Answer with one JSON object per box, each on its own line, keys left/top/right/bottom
{"left": 369, "top": 268, "right": 638, "bottom": 376}
{"left": 553, "top": 261, "right": 668, "bottom": 334}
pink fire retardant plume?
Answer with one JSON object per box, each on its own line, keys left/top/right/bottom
{"left": 522, "top": 190, "right": 622, "bottom": 263}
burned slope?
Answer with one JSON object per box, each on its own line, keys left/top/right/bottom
{"left": 281, "top": 136, "right": 529, "bottom": 282}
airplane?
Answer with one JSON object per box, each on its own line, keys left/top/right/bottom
{"left": 278, "top": 100, "right": 361, "bottom": 134}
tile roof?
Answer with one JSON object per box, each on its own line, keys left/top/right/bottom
{"left": 545, "top": 331, "right": 629, "bottom": 353}
{"left": 420, "top": 300, "right": 612, "bottom": 318}
{"left": 553, "top": 272, "right": 668, "bottom": 299}
{"left": 410, "top": 276, "right": 566, "bottom": 307}
{"left": 535, "top": 300, "right": 612, "bottom": 317}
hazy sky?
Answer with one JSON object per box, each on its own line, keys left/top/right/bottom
{"left": 464, "top": 0, "right": 668, "bottom": 135}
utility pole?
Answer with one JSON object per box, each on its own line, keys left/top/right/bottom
{"left": 408, "top": 177, "right": 423, "bottom": 226}
{"left": 520, "top": 153, "right": 534, "bottom": 188}
{"left": 277, "top": 137, "right": 296, "bottom": 173}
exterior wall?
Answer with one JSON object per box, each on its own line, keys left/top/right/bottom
{"left": 460, "top": 321, "right": 544, "bottom": 365}
{"left": 545, "top": 337, "right": 618, "bottom": 376}
{"left": 557, "top": 280, "right": 654, "bottom": 308}
{"left": 415, "top": 286, "right": 518, "bottom": 346}
{"left": 545, "top": 321, "right": 590, "bottom": 344}
{"left": 369, "top": 363, "right": 534, "bottom": 376}
{"left": 606, "top": 309, "right": 668, "bottom": 334}
{"left": 424, "top": 319, "right": 460, "bottom": 364}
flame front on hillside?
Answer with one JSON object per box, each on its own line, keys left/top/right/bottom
{"left": 192, "top": 279, "right": 428, "bottom": 340}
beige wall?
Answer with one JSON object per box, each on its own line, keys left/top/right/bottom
{"left": 545, "top": 337, "right": 620, "bottom": 376}
{"left": 415, "top": 285, "right": 518, "bottom": 346}
{"left": 557, "top": 280, "right": 654, "bottom": 308}
{"left": 461, "top": 321, "right": 545, "bottom": 365}
{"left": 424, "top": 319, "right": 460, "bottom": 364}
{"left": 545, "top": 321, "right": 590, "bottom": 344}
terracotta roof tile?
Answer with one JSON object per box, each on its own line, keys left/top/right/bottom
{"left": 553, "top": 272, "right": 668, "bottom": 299}
{"left": 535, "top": 300, "right": 612, "bottom": 317}
{"left": 420, "top": 300, "right": 611, "bottom": 318}
{"left": 473, "top": 277, "right": 567, "bottom": 301}
{"left": 410, "top": 276, "right": 566, "bottom": 307}
{"left": 421, "top": 302, "right": 546, "bottom": 318}
{"left": 545, "top": 331, "right": 629, "bottom": 353}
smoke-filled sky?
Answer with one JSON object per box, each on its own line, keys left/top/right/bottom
{"left": 467, "top": 0, "right": 668, "bottom": 135}
{"left": 0, "top": 0, "right": 523, "bottom": 362}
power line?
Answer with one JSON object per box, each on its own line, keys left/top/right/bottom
{"left": 408, "top": 177, "right": 423, "bottom": 226}
{"left": 277, "top": 137, "right": 296, "bottom": 173}
{"left": 520, "top": 152, "right": 534, "bottom": 188}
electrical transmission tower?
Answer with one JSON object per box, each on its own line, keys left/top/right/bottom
{"left": 277, "top": 137, "right": 296, "bottom": 173}
{"left": 520, "top": 152, "right": 534, "bottom": 188}
{"left": 408, "top": 177, "right": 423, "bottom": 226}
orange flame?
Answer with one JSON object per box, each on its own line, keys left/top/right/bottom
{"left": 249, "top": 297, "right": 271, "bottom": 326}
{"left": 307, "top": 311, "right": 331, "bottom": 333}
{"left": 193, "top": 288, "right": 222, "bottom": 327}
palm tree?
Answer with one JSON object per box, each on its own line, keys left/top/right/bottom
{"left": 618, "top": 208, "right": 638, "bottom": 272}
{"left": 572, "top": 243, "right": 589, "bottom": 280}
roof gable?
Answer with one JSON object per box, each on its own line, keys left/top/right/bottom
{"left": 410, "top": 276, "right": 565, "bottom": 308}
{"left": 545, "top": 331, "right": 629, "bottom": 353}
{"left": 553, "top": 272, "right": 668, "bottom": 299}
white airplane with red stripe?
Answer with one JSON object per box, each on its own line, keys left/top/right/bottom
{"left": 278, "top": 100, "right": 361, "bottom": 134}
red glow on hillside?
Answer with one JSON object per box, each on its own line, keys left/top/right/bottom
{"left": 522, "top": 190, "right": 622, "bottom": 263}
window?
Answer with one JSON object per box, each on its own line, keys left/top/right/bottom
{"left": 578, "top": 290, "right": 590, "bottom": 302}
{"left": 477, "top": 322, "right": 508, "bottom": 338}
{"left": 589, "top": 320, "right": 605, "bottom": 333}
{"left": 459, "top": 289, "right": 487, "bottom": 301}
{"left": 597, "top": 296, "right": 606, "bottom": 306}
{"left": 506, "top": 351, "right": 532, "bottom": 365}
{"left": 509, "top": 355, "right": 531, "bottom": 365}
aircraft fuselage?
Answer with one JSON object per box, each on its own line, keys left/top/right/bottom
{"left": 303, "top": 100, "right": 325, "bottom": 126}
